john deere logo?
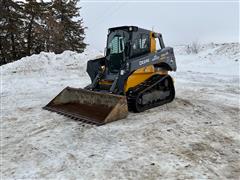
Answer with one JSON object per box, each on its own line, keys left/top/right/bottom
{"left": 139, "top": 59, "right": 150, "bottom": 66}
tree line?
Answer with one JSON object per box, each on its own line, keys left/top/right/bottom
{"left": 0, "top": 0, "right": 86, "bottom": 65}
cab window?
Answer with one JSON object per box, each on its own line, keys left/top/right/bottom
{"left": 108, "top": 35, "right": 124, "bottom": 54}
{"left": 132, "top": 33, "right": 149, "bottom": 56}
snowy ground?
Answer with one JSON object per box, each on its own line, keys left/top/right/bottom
{"left": 1, "top": 43, "right": 240, "bottom": 179}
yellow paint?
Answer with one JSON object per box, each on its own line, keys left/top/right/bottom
{"left": 150, "top": 31, "right": 156, "bottom": 53}
{"left": 124, "top": 65, "right": 168, "bottom": 92}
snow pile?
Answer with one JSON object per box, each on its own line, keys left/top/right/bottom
{"left": 174, "top": 43, "right": 239, "bottom": 76}
{"left": 1, "top": 48, "right": 102, "bottom": 76}
{"left": 174, "top": 42, "right": 239, "bottom": 59}
{"left": 214, "top": 43, "right": 240, "bottom": 59}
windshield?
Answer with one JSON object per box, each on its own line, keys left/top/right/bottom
{"left": 108, "top": 35, "right": 125, "bottom": 54}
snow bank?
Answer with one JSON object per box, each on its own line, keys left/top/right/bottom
{"left": 173, "top": 43, "right": 239, "bottom": 76}
{"left": 1, "top": 48, "right": 102, "bottom": 76}
{"left": 174, "top": 42, "right": 239, "bottom": 59}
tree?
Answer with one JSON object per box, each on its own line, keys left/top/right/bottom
{"left": 191, "top": 41, "right": 200, "bottom": 54}
{"left": 0, "top": 0, "right": 86, "bottom": 65}
{"left": 51, "top": 0, "right": 86, "bottom": 54}
{"left": 0, "top": 0, "right": 25, "bottom": 65}
{"left": 23, "top": 0, "right": 47, "bottom": 55}
{"left": 185, "top": 41, "right": 201, "bottom": 54}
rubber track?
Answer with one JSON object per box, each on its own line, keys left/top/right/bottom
{"left": 127, "top": 74, "right": 175, "bottom": 112}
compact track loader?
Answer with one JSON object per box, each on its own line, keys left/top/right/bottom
{"left": 44, "top": 26, "right": 177, "bottom": 125}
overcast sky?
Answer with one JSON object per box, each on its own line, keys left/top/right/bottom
{"left": 80, "top": 0, "right": 239, "bottom": 51}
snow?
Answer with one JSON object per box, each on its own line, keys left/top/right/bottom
{"left": 1, "top": 43, "right": 240, "bottom": 179}
{"left": 174, "top": 42, "right": 239, "bottom": 75}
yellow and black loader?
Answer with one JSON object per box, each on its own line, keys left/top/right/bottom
{"left": 44, "top": 26, "right": 177, "bottom": 125}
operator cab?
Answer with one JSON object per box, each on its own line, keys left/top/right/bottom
{"left": 106, "top": 26, "right": 151, "bottom": 73}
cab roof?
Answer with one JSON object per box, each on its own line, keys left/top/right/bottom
{"left": 108, "top": 26, "right": 150, "bottom": 33}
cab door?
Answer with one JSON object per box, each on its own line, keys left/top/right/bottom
{"left": 107, "top": 30, "right": 129, "bottom": 73}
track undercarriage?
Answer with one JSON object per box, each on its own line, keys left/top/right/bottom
{"left": 127, "top": 74, "right": 175, "bottom": 112}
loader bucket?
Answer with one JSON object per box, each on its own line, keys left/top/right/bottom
{"left": 43, "top": 87, "right": 128, "bottom": 125}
